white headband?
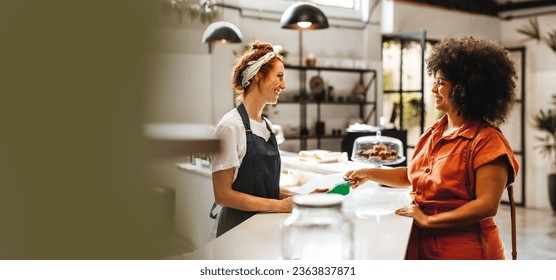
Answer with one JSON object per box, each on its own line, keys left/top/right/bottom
{"left": 241, "top": 52, "right": 277, "bottom": 89}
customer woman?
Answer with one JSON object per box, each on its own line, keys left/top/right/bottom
{"left": 344, "top": 35, "right": 519, "bottom": 259}
{"left": 211, "top": 41, "right": 292, "bottom": 237}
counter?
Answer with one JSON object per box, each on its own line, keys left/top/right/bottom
{"left": 173, "top": 162, "right": 215, "bottom": 250}
{"left": 280, "top": 150, "right": 372, "bottom": 175}
{"left": 183, "top": 177, "right": 413, "bottom": 260}
{"left": 177, "top": 151, "right": 413, "bottom": 259}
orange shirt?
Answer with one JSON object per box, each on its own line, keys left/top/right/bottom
{"left": 407, "top": 116, "right": 519, "bottom": 259}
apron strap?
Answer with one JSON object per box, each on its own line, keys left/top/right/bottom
{"left": 236, "top": 103, "right": 252, "bottom": 132}
{"left": 208, "top": 103, "right": 251, "bottom": 222}
{"left": 209, "top": 202, "right": 219, "bottom": 219}
{"left": 238, "top": 102, "right": 275, "bottom": 135}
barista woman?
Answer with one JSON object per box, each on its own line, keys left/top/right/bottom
{"left": 345, "top": 36, "right": 519, "bottom": 259}
{"left": 211, "top": 41, "right": 291, "bottom": 237}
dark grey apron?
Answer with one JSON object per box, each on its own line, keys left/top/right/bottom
{"left": 216, "top": 103, "right": 281, "bottom": 236}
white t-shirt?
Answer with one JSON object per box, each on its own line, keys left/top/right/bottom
{"left": 211, "top": 108, "right": 274, "bottom": 181}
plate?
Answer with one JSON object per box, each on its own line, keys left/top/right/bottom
{"left": 309, "top": 75, "right": 324, "bottom": 95}
{"left": 352, "top": 156, "right": 406, "bottom": 166}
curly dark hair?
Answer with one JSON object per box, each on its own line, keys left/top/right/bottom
{"left": 231, "top": 41, "right": 282, "bottom": 97}
{"left": 426, "top": 35, "right": 517, "bottom": 125}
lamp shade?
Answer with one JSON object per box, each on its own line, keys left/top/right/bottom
{"left": 201, "top": 21, "right": 243, "bottom": 44}
{"left": 280, "top": 2, "right": 329, "bottom": 30}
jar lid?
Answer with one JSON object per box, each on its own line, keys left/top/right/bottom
{"left": 293, "top": 193, "right": 343, "bottom": 207}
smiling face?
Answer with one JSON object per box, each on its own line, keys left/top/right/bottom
{"left": 258, "top": 60, "right": 286, "bottom": 105}
{"left": 432, "top": 71, "right": 454, "bottom": 113}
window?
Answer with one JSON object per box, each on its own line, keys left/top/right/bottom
{"left": 310, "top": 0, "right": 355, "bottom": 9}
{"left": 382, "top": 34, "right": 436, "bottom": 162}
{"left": 284, "top": 0, "right": 356, "bottom": 9}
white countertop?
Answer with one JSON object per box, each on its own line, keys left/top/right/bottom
{"left": 184, "top": 179, "right": 413, "bottom": 260}
{"left": 178, "top": 151, "right": 413, "bottom": 260}
{"left": 280, "top": 150, "right": 373, "bottom": 175}
{"left": 176, "top": 150, "right": 376, "bottom": 179}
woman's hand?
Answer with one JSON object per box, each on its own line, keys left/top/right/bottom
{"left": 395, "top": 204, "right": 429, "bottom": 228}
{"left": 310, "top": 187, "right": 329, "bottom": 194}
{"left": 215, "top": 169, "right": 294, "bottom": 213}
{"left": 278, "top": 197, "right": 293, "bottom": 212}
{"left": 344, "top": 167, "right": 410, "bottom": 188}
{"left": 396, "top": 157, "right": 509, "bottom": 230}
{"left": 343, "top": 169, "right": 370, "bottom": 188}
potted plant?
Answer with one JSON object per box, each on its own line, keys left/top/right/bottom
{"left": 532, "top": 94, "right": 556, "bottom": 212}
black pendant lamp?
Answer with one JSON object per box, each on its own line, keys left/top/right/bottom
{"left": 280, "top": 2, "right": 329, "bottom": 30}
{"left": 201, "top": 21, "right": 243, "bottom": 44}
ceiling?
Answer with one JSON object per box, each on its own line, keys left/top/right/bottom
{"left": 401, "top": 0, "right": 556, "bottom": 19}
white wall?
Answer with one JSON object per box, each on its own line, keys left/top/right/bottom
{"left": 145, "top": 52, "right": 212, "bottom": 123}
{"left": 388, "top": 1, "right": 501, "bottom": 40}
{"left": 501, "top": 15, "right": 556, "bottom": 210}
{"left": 146, "top": 16, "right": 238, "bottom": 124}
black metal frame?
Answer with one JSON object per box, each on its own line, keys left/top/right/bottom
{"left": 504, "top": 47, "right": 526, "bottom": 207}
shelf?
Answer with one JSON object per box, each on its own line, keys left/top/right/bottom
{"left": 284, "top": 64, "right": 377, "bottom": 73}
{"left": 384, "top": 89, "right": 423, "bottom": 94}
{"left": 285, "top": 134, "right": 345, "bottom": 140}
{"left": 279, "top": 100, "right": 376, "bottom": 105}
{"left": 282, "top": 63, "right": 378, "bottom": 150}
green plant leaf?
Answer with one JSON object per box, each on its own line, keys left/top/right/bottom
{"left": 517, "top": 17, "right": 541, "bottom": 41}
{"left": 544, "top": 30, "right": 556, "bottom": 52}
{"left": 532, "top": 108, "right": 556, "bottom": 164}
{"left": 533, "top": 109, "right": 556, "bottom": 134}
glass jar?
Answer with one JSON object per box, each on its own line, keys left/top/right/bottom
{"left": 280, "top": 194, "right": 353, "bottom": 260}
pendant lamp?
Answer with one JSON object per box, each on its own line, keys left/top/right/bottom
{"left": 280, "top": 2, "right": 329, "bottom": 30}
{"left": 201, "top": 21, "right": 243, "bottom": 44}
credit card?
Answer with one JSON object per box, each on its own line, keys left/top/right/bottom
{"left": 327, "top": 180, "right": 350, "bottom": 195}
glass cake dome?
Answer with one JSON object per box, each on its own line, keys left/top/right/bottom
{"left": 351, "top": 132, "right": 405, "bottom": 166}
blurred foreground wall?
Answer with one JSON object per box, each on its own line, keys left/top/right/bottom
{"left": 0, "top": 0, "right": 172, "bottom": 259}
